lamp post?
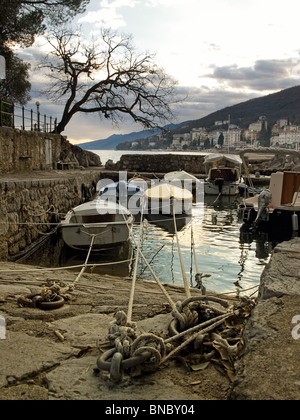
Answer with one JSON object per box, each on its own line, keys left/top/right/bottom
{"left": 35, "top": 101, "right": 40, "bottom": 131}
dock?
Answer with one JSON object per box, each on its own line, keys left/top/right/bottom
{"left": 0, "top": 237, "right": 299, "bottom": 400}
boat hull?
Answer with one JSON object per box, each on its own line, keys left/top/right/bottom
{"left": 60, "top": 199, "right": 134, "bottom": 251}
{"left": 239, "top": 205, "right": 300, "bottom": 232}
{"left": 204, "top": 182, "right": 239, "bottom": 196}
{"left": 61, "top": 221, "right": 133, "bottom": 250}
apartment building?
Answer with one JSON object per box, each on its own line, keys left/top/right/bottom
{"left": 271, "top": 131, "right": 300, "bottom": 149}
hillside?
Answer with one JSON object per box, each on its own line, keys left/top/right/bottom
{"left": 78, "top": 85, "right": 300, "bottom": 149}
{"left": 173, "top": 85, "right": 300, "bottom": 134}
{"left": 77, "top": 122, "right": 190, "bottom": 150}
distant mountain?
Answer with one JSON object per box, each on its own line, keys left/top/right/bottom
{"left": 77, "top": 122, "right": 190, "bottom": 150}
{"left": 173, "top": 85, "right": 300, "bottom": 135}
{"left": 77, "top": 85, "right": 300, "bottom": 149}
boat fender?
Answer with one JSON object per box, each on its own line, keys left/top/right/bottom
{"left": 292, "top": 212, "right": 299, "bottom": 231}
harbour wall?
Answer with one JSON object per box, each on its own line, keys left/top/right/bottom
{"left": 105, "top": 153, "right": 206, "bottom": 174}
{"left": 0, "top": 126, "right": 101, "bottom": 173}
{"left": 0, "top": 127, "right": 61, "bottom": 173}
{"left": 0, "top": 170, "right": 102, "bottom": 260}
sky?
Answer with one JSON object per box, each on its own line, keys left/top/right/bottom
{"left": 20, "top": 0, "right": 300, "bottom": 144}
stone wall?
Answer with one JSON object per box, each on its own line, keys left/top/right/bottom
{"left": 0, "top": 171, "right": 101, "bottom": 260}
{"left": 0, "top": 127, "right": 101, "bottom": 173}
{"left": 0, "top": 127, "right": 62, "bottom": 173}
{"left": 105, "top": 153, "right": 206, "bottom": 174}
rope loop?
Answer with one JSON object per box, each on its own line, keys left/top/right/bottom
{"left": 169, "top": 295, "right": 229, "bottom": 337}
{"left": 130, "top": 334, "right": 166, "bottom": 373}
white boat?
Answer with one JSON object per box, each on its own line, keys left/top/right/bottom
{"left": 204, "top": 153, "right": 243, "bottom": 196}
{"left": 239, "top": 171, "right": 300, "bottom": 231}
{"left": 60, "top": 199, "right": 134, "bottom": 251}
{"left": 144, "top": 182, "right": 193, "bottom": 215}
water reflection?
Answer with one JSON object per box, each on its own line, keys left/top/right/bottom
{"left": 18, "top": 195, "right": 299, "bottom": 294}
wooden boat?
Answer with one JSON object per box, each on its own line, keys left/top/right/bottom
{"left": 144, "top": 183, "right": 193, "bottom": 215}
{"left": 239, "top": 171, "right": 300, "bottom": 232}
{"left": 204, "top": 153, "right": 243, "bottom": 196}
{"left": 60, "top": 199, "right": 134, "bottom": 251}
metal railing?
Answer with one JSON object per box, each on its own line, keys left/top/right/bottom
{"left": 0, "top": 99, "right": 57, "bottom": 133}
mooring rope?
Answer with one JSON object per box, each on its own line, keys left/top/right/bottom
{"left": 172, "top": 205, "right": 191, "bottom": 299}
{"left": 126, "top": 203, "right": 145, "bottom": 324}
{"left": 72, "top": 234, "right": 96, "bottom": 288}
{"left": 161, "top": 312, "right": 235, "bottom": 364}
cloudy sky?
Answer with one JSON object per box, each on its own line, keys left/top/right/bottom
{"left": 23, "top": 0, "right": 300, "bottom": 144}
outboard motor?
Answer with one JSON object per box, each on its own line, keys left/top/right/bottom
{"left": 238, "top": 183, "right": 249, "bottom": 198}
{"left": 214, "top": 178, "right": 224, "bottom": 194}
{"left": 254, "top": 189, "right": 272, "bottom": 226}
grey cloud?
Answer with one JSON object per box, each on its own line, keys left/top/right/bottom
{"left": 172, "top": 85, "right": 259, "bottom": 122}
{"left": 208, "top": 58, "right": 300, "bottom": 91}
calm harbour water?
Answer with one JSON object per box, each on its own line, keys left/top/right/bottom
{"left": 22, "top": 150, "right": 298, "bottom": 295}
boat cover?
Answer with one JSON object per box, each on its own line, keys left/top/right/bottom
{"left": 144, "top": 183, "right": 193, "bottom": 200}
{"left": 164, "top": 170, "right": 198, "bottom": 182}
{"left": 204, "top": 153, "right": 242, "bottom": 166}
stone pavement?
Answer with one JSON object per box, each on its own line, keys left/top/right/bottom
{"left": 0, "top": 237, "right": 300, "bottom": 400}
{"left": 0, "top": 266, "right": 230, "bottom": 400}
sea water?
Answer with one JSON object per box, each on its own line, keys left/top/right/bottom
{"left": 20, "top": 150, "right": 298, "bottom": 295}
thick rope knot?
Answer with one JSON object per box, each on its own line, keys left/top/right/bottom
{"left": 183, "top": 304, "right": 199, "bottom": 329}
{"left": 130, "top": 333, "right": 166, "bottom": 375}
{"left": 107, "top": 311, "right": 137, "bottom": 357}
{"left": 171, "top": 300, "right": 199, "bottom": 332}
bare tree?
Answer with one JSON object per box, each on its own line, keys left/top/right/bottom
{"left": 41, "top": 28, "right": 178, "bottom": 134}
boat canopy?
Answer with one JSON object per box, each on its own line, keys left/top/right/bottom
{"left": 204, "top": 153, "right": 242, "bottom": 167}
{"left": 144, "top": 183, "right": 193, "bottom": 201}
{"left": 164, "top": 170, "right": 198, "bottom": 183}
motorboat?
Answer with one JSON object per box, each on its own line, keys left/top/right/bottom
{"left": 239, "top": 171, "right": 300, "bottom": 232}
{"left": 204, "top": 153, "right": 243, "bottom": 196}
{"left": 144, "top": 182, "right": 193, "bottom": 216}
{"left": 60, "top": 199, "right": 134, "bottom": 251}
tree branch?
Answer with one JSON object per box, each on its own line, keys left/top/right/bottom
{"left": 42, "top": 28, "right": 178, "bottom": 134}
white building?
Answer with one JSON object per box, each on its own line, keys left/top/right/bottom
{"left": 171, "top": 133, "right": 191, "bottom": 149}
{"left": 224, "top": 129, "right": 242, "bottom": 146}
{"left": 249, "top": 116, "right": 268, "bottom": 132}
{"left": 277, "top": 119, "right": 289, "bottom": 128}
{"left": 271, "top": 131, "right": 300, "bottom": 149}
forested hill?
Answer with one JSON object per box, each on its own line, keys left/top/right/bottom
{"left": 174, "top": 85, "right": 300, "bottom": 134}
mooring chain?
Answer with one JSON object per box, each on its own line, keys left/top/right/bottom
{"left": 97, "top": 311, "right": 166, "bottom": 383}
{"left": 96, "top": 294, "right": 235, "bottom": 384}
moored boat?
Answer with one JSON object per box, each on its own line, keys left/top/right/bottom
{"left": 204, "top": 153, "right": 243, "bottom": 196}
{"left": 60, "top": 199, "right": 134, "bottom": 251}
{"left": 239, "top": 171, "right": 300, "bottom": 232}
{"left": 144, "top": 182, "right": 193, "bottom": 215}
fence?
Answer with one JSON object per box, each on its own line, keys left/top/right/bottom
{"left": 0, "top": 99, "right": 57, "bottom": 133}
